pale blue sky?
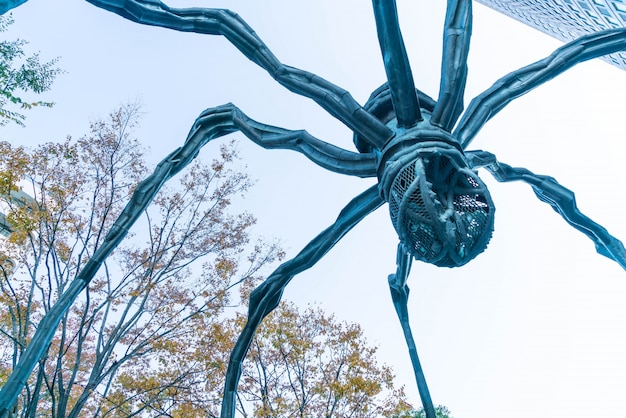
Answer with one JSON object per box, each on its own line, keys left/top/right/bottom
{"left": 5, "top": 1, "right": 626, "bottom": 416}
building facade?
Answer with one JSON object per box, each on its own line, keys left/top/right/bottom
{"left": 477, "top": 0, "right": 626, "bottom": 69}
{"left": 0, "top": 190, "right": 34, "bottom": 279}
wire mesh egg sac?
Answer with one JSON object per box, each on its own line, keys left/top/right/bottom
{"left": 387, "top": 148, "right": 496, "bottom": 267}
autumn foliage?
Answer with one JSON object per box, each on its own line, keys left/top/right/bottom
{"left": 237, "top": 302, "right": 412, "bottom": 417}
{"left": 0, "top": 106, "right": 415, "bottom": 417}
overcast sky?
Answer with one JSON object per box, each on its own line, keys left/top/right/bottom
{"left": 4, "top": 1, "right": 626, "bottom": 417}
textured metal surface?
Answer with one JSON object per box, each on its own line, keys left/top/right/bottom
{"left": 386, "top": 146, "right": 494, "bottom": 267}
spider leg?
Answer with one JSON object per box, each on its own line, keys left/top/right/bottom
{"left": 371, "top": 0, "right": 422, "bottom": 128}
{"left": 430, "top": 0, "right": 472, "bottom": 131}
{"left": 388, "top": 243, "right": 437, "bottom": 418}
{"left": 456, "top": 28, "right": 626, "bottom": 148}
{"left": 193, "top": 104, "right": 378, "bottom": 177}
{"left": 0, "top": 0, "right": 26, "bottom": 14}
{"left": 467, "top": 150, "right": 626, "bottom": 269}
{"left": 85, "top": 0, "right": 393, "bottom": 150}
{"left": 221, "top": 185, "right": 384, "bottom": 418}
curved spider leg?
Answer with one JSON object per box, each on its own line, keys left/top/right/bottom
{"left": 221, "top": 185, "right": 384, "bottom": 418}
{"left": 388, "top": 243, "right": 437, "bottom": 418}
{"left": 86, "top": 0, "right": 393, "bottom": 150}
{"left": 430, "top": 0, "right": 472, "bottom": 131}
{"left": 372, "top": 0, "right": 422, "bottom": 128}
{"left": 0, "top": 103, "right": 377, "bottom": 414}
{"left": 0, "top": 0, "right": 26, "bottom": 14}
{"left": 466, "top": 150, "right": 626, "bottom": 269}
{"left": 195, "top": 104, "right": 379, "bottom": 178}
{"left": 455, "top": 28, "right": 626, "bottom": 149}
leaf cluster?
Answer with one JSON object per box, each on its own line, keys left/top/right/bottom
{"left": 395, "top": 405, "right": 454, "bottom": 418}
{"left": 0, "top": 14, "right": 62, "bottom": 127}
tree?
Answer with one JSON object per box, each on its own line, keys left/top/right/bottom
{"left": 0, "top": 104, "right": 281, "bottom": 417}
{"left": 235, "top": 301, "right": 413, "bottom": 418}
{"left": 0, "top": 14, "right": 62, "bottom": 127}
{"left": 105, "top": 300, "right": 414, "bottom": 418}
{"left": 0, "top": 103, "right": 417, "bottom": 417}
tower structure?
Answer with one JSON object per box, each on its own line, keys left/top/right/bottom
{"left": 477, "top": 0, "right": 626, "bottom": 69}
{"left": 0, "top": 212, "right": 16, "bottom": 278}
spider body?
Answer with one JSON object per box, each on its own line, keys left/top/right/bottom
{"left": 366, "top": 85, "right": 495, "bottom": 267}
{"left": 379, "top": 135, "right": 495, "bottom": 267}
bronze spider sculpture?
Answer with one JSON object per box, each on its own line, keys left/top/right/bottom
{"left": 1, "top": 0, "right": 626, "bottom": 417}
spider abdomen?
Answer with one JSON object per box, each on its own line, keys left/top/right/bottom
{"left": 379, "top": 138, "right": 495, "bottom": 267}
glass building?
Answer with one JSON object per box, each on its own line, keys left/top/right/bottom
{"left": 477, "top": 0, "right": 626, "bottom": 69}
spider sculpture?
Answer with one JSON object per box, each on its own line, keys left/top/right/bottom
{"left": 1, "top": 1, "right": 626, "bottom": 417}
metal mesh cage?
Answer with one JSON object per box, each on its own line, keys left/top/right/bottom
{"left": 388, "top": 152, "right": 494, "bottom": 267}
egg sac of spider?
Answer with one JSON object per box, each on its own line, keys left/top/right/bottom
{"left": 382, "top": 142, "right": 495, "bottom": 267}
